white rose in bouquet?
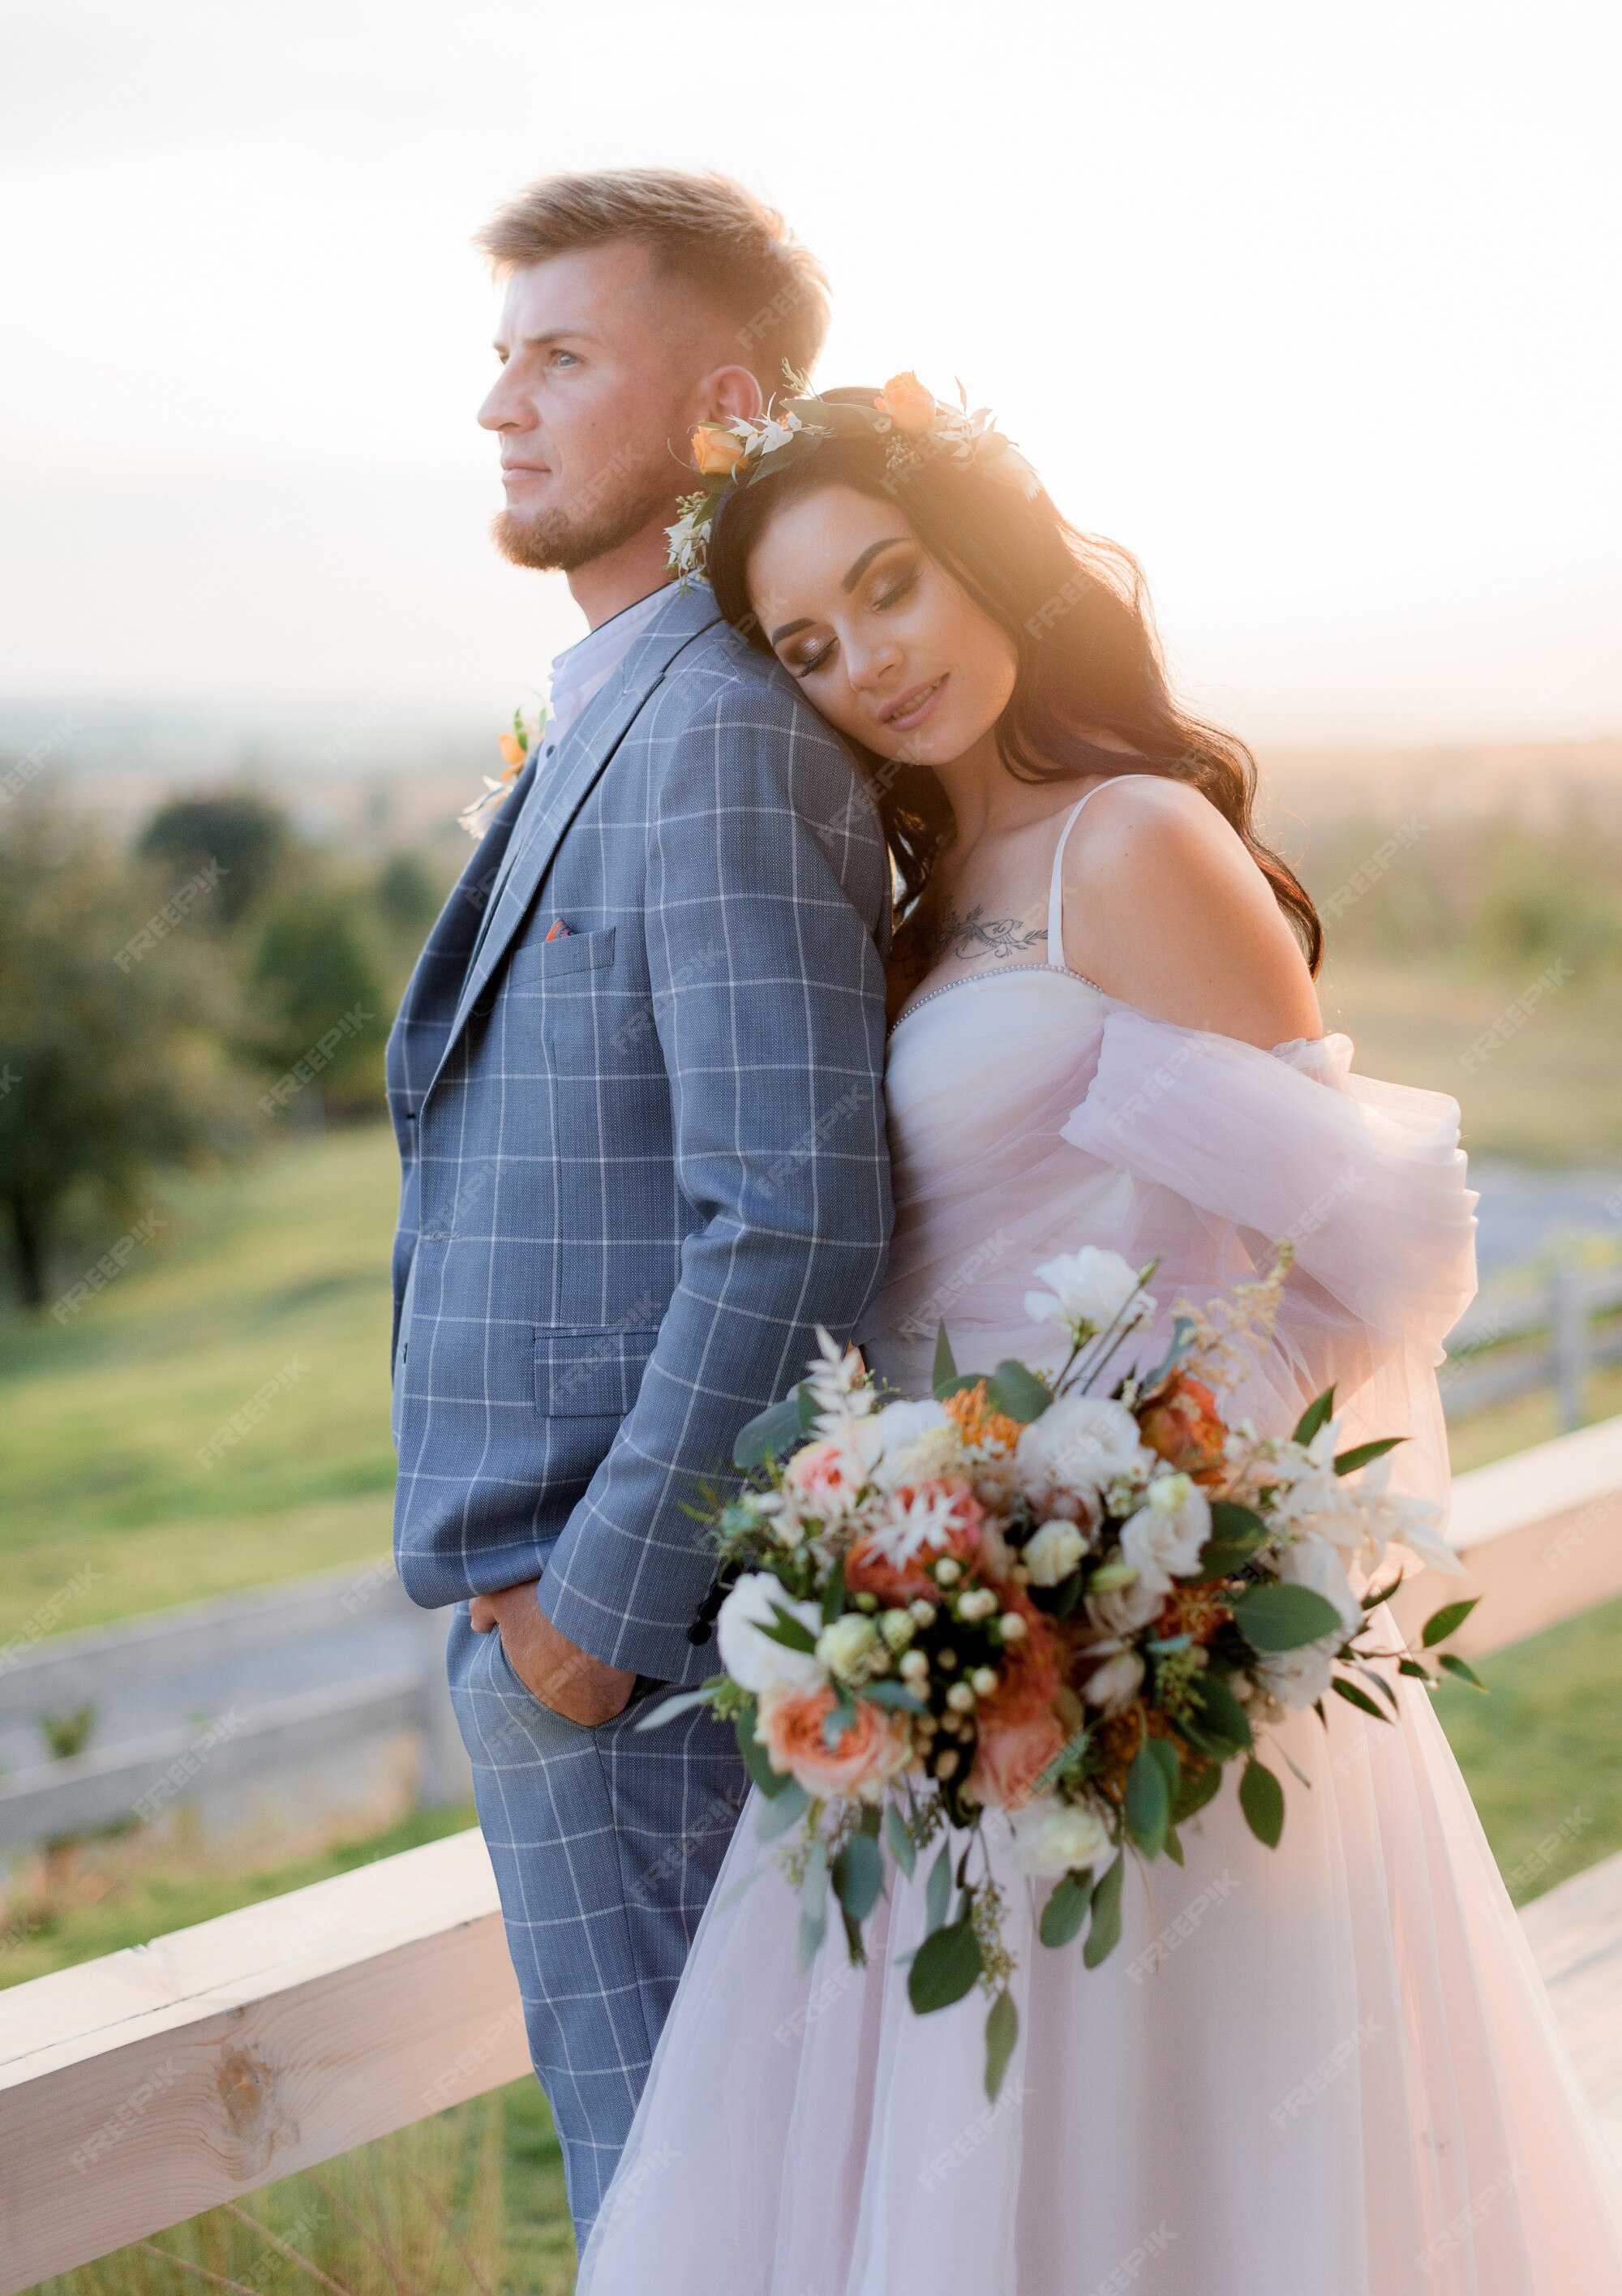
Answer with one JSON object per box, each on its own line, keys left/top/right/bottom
{"left": 1254, "top": 1633, "right": 1341, "bottom": 1710}
{"left": 1008, "top": 1794, "right": 1111, "bottom": 1878}
{"left": 869, "top": 1397, "right": 965, "bottom": 1490}
{"left": 1086, "top": 1568, "right": 1169, "bottom": 1637}
{"left": 815, "top": 1611, "right": 884, "bottom": 1682}
{"left": 874, "top": 1397, "right": 950, "bottom": 1454}
{"left": 1083, "top": 1643, "right": 1146, "bottom": 1714}
{"left": 1118, "top": 1471, "right": 1211, "bottom": 1583}
{"left": 1016, "top": 1396, "right": 1151, "bottom": 1511}
{"left": 1023, "top": 1247, "right": 1153, "bottom": 1335}
{"left": 1023, "top": 1518, "right": 1088, "bottom": 1586}
{"left": 716, "top": 1573, "right": 826, "bottom": 1696}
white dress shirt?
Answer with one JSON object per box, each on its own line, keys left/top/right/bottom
{"left": 540, "top": 583, "right": 672, "bottom": 764}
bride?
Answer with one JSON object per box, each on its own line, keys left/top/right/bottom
{"left": 576, "top": 383, "right": 1622, "bottom": 2292}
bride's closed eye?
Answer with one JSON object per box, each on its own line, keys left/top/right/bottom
{"left": 781, "top": 557, "right": 920, "bottom": 680}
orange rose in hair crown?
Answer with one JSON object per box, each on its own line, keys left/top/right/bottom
{"left": 875, "top": 372, "right": 937, "bottom": 435}
{"left": 692, "top": 423, "right": 747, "bottom": 477}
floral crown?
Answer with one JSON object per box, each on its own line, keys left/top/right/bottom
{"left": 665, "top": 371, "right": 1042, "bottom": 584}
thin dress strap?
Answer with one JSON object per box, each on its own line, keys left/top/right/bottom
{"left": 1045, "top": 773, "right": 1162, "bottom": 970}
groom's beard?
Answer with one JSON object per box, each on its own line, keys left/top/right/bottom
{"left": 492, "top": 458, "right": 677, "bottom": 574}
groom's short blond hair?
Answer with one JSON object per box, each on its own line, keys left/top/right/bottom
{"left": 476, "top": 168, "right": 829, "bottom": 393}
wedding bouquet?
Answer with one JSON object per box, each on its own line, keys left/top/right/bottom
{"left": 646, "top": 1245, "right": 1482, "bottom": 2098}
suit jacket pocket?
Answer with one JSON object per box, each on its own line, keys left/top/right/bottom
{"left": 505, "top": 925, "right": 616, "bottom": 983}
{"left": 534, "top": 1323, "right": 661, "bottom": 1418}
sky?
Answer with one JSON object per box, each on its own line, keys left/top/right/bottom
{"left": 1, "top": 0, "right": 1618, "bottom": 745}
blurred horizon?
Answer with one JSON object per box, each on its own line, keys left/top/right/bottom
{"left": 2, "top": 0, "right": 1620, "bottom": 744}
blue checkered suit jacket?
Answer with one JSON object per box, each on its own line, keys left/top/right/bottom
{"left": 387, "top": 583, "right": 893, "bottom": 1684}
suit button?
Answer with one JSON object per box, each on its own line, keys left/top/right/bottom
{"left": 686, "top": 1622, "right": 714, "bottom": 1646}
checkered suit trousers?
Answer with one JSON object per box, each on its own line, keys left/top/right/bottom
{"left": 387, "top": 583, "right": 892, "bottom": 2231}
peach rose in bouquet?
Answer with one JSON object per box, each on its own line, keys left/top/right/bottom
{"left": 757, "top": 1684, "right": 912, "bottom": 1803}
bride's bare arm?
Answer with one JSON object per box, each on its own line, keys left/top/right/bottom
{"left": 1060, "top": 775, "right": 1322, "bottom": 1047}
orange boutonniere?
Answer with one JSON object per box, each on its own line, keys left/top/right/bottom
{"left": 459, "top": 702, "right": 545, "bottom": 839}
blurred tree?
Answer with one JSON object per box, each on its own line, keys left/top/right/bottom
{"left": 247, "top": 886, "right": 386, "bottom": 1120}
{"left": 0, "top": 788, "right": 247, "bottom": 1308}
{"left": 374, "top": 850, "right": 440, "bottom": 938}
{"left": 136, "top": 791, "right": 292, "bottom": 927}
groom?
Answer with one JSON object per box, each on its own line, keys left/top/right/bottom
{"left": 386, "top": 169, "right": 893, "bottom": 2234}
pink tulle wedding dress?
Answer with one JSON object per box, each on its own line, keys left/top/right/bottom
{"left": 577, "top": 791, "right": 1622, "bottom": 2295}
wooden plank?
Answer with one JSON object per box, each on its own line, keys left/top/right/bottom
{"left": 1389, "top": 1415, "right": 1622, "bottom": 1659}
{"left": 0, "top": 1830, "right": 528, "bottom": 2294}
{"left": 0, "top": 1560, "right": 408, "bottom": 1719}
{"left": 0, "top": 1672, "right": 425, "bottom": 1847}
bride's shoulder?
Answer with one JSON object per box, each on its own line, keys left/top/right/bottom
{"left": 1060, "top": 773, "right": 1320, "bottom": 1044}
{"left": 1062, "top": 772, "right": 1266, "bottom": 910}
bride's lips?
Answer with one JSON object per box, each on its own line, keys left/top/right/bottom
{"left": 880, "top": 674, "right": 948, "bottom": 732}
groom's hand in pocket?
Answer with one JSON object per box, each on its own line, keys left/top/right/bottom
{"left": 468, "top": 1580, "right": 637, "bottom": 1726}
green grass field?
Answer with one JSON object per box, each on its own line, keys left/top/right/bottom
{"left": 1319, "top": 953, "right": 1622, "bottom": 1165}
{"left": 0, "top": 1127, "right": 399, "bottom": 1640}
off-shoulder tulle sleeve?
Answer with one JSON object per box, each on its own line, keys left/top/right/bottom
{"left": 1058, "top": 1007, "right": 1478, "bottom": 1516}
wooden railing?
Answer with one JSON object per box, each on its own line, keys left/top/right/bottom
{"left": 1442, "top": 1264, "right": 1622, "bottom": 1426}
{"left": 0, "top": 1564, "right": 470, "bottom": 1854}
{"left": 4, "top": 1416, "right": 1622, "bottom": 2294}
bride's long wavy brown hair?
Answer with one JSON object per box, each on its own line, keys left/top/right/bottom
{"left": 706, "top": 389, "right": 1322, "bottom": 972}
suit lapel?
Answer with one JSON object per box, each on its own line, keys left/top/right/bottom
{"left": 428, "top": 583, "right": 720, "bottom": 1097}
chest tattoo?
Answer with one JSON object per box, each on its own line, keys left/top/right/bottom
{"left": 914, "top": 905, "right": 1047, "bottom": 971}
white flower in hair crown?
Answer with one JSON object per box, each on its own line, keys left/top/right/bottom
{"left": 665, "top": 371, "right": 1043, "bottom": 584}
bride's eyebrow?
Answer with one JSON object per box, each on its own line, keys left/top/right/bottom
{"left": 840, "top": 537, "right": 908, "bottom": 592}
{"left": 769, "top": 537, "right": 913, "bottom": 647}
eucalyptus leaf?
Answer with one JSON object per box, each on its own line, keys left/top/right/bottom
{"left": 736, "top": 1708, "right": 789, "bottom": 1797}
{"left": 1173, "top": 1756, "right": 1223, "bottom": 1824}
{"left": 1038, "top": 1868, "right": 1094, "bottom": 1948}
{"left": 1232, "top": 1581, "right": 1346, "bottom": 1653}
{"left": 1082, "top": 1850, "right": 1125, "bottom": 1968}
{"left": 1397, "top": 1656, "right": 1433, "bottom": 1680}
{"left": 1238, "top": 1757, "right": 1285, "bottom": 1847}
{"left": 984, "top": 1988, "right": 1019, "bottom": 2102}
{"left": 908, "top": 1916, "right": 984, "bottom": 2013}
{"left": 1190, "top": 1671, "right": 1254, "bottom": 1752}
{"left": 863, "top": 1680, "right": 928, "bottom": 1713}
{"left": 1331, "top": 1675, "right": 1392, "bottom": 1723}
{"left": 633, "top": 1685, "right": 716, "bottom": 1730}
{"left": 1126, "top": 1744, "right": 1170, "bottom": 1858}
{"left": 822, "top": 1693, "right": 858, "bottom": 1749}
{"left": 1438, "top": 1651, "right": 1488, "bottom": 1692}
{"left": 1422, "top": 1596, "right": 1480, "bottom": 1648}
{"left": 755, "top": 1780, "right": 811, "bottom": 1841}
{"left": 1144, "top": 1736, "right": 1182, "bottom": 1797}
{"left": 798, "top": 1839, "right": 828, "bottom": 1971}
{"left": 932, "top": 1321, "right": 958, "bottom": 1396}
{"left": 987, "top": 1359, "right": 1053, "bottom": 1423}
{"left": 733, "top": 1392, "right": 804, "bottom": 1469}
{"left": 885, "top": 1800, "right": 916, "bottom": 1879}
{"left": 820, "top": 1551, "right": 847, "bottom": 1629}
{"left": 924, "top": 1840, "right": 952, "bottom": 1934}
{"left": 1333, "top": 1436, "right": 1405, "bottom": 1476}
{"left": 796, "top": 1380, "right": 821, "bottom": 1434}
{"left": 832, "top": 1830, "right": 885, "bottom": 1921}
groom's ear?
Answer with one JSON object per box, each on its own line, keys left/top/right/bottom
{"left": 693, "top": 363, "right": 766, "bottom": 428}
